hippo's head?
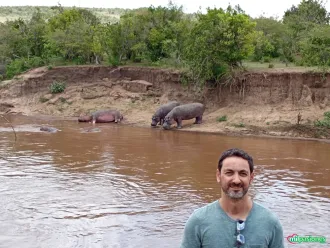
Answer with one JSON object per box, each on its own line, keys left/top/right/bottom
{"left": 151, "top": 115, "right": 160, "bottom": 127}
{"left": 162, "top": 116, "right": 172, "bottom": 130}
{"left": 118, "top": 114, "right": 124, "bottom": 122}
{"left": 78, "top": 114, "right": 92, "bottom": 122}
{"left": 40, "top": 126, "right": 58, "bottom": 133}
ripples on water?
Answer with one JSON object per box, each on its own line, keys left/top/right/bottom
{"left": 0, "top": 116, "right": 329, "bottom": 248}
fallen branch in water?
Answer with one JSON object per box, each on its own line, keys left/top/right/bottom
{"left": 0, "top": 114, "right": 17, "bottom": 141}
{"left": 0, "top": 114, "right": 17, "bottom": 162}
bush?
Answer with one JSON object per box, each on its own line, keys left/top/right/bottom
{"left": 314, "top": 111, "right": 330, "bottom": 128}
{"left": 39, "top": 97, "right": 49, "bottom": 103}
{"left": 233, "top": 122, "right": 245, "bottom": 128}
{"left": 27, "top": 57, "right": 45, "bottom": 68}
{"left": 108, "top": 56, "right": 120, "bottom": 66}
{"left": 5, "top": 57, "right": 46, "bottom": 79}
{"left": 72, "top": 56, "right": 86, "bottom": 65}
{"left": 49, "top": 80, "right": 66, "bottom": 94}
{"left": 263, "top": 56, "right": 272, "bottom": 63}
{"left": 217, "top": 115, "right": 227, "bottom": 122}
{"left": 324, "top": 111, "right": 330, "bottom": 119}
{"left": 132, "top": 57, "right": 142, "bottom": 63}
{"left": 5, "top": 59, "right": 28, "bottom": 79}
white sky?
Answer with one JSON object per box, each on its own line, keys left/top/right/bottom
{"left": 1, "top": 0, "right": 329, "bottom": 18}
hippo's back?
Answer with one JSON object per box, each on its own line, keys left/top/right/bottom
{"left": 170, "top": 103, "right": 205, "bottom": 119}
{"left": 155, "top": 101, "right": 180, "bottom": 117}
{"left": 93, "top": 109, "right": 119, "bottom": 117}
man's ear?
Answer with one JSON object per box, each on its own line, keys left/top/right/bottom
{"left": 250, "top": 172, "right": 254, "bottom": 184}
{"left": 216, "top": 169, "right": 221, "bottom": 183}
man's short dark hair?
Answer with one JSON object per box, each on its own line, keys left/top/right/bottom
{"left": 218, "top": 148, "right": 254, "bottom": 173}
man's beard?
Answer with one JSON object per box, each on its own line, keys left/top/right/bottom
{"left": 222, "top": 183, "right": 249, "bottom": 200}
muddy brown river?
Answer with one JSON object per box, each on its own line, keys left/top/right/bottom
{"left": 0, "top": 115, "right": 329, "bottom": 248}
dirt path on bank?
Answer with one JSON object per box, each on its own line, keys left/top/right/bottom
{"left": 0, "top": 65, "right": 329, "bottom": 141}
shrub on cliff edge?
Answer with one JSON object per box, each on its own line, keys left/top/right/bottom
{"left": 49, "top": 80, "right": 66, "bottom": 94}
{"left": 314, "top": 111, "right": 330, "bottom": 128}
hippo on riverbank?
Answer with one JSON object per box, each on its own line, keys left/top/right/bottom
{"left": 40, "top": 126, "right": 59, "bottom": 133}
{"left": 78, "top": 110, "right": 123, "bottom": 124}
{"left": 151, "top": 101, "right": 180, "bottom": 127}
{"left": 162, "top": 103, "right": 205, "bottom": 130}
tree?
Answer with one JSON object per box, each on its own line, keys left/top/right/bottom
{"left": 282, "top": 0, "right": 330, "bottom": 64}
{"left": 102, "top": 2, "right": 187, "bottom": 64}
{"left": 253, "top": 17, "right": 286, "bottom": 59}
{"left": 283, "top": 0, "right": 329, "bottom": 26}
{"left": 27, "top": 8, "right": 47, "bottom": 57}
{"left": 144, "top": 2, "right": 185, "bottom": 61}
{"left": 252, "top": 31, "right": 275, "bottom": 61}
{"left": 47, "top": 8, "right": 100, "bottom": 31}
{"left": 283, "top": 0, "right": 330, "bottom": 42}
{"left": 183, "top": 6, "right": 256, "bottom": 85}
{"left": 46, "top": 20, "right": 93, "bottom": 63}
{"left": 1, "top": 19, "right": 30, "bottom": 59}
{"left": 45, "top": 8, "right": 100, "bottom": 63}
{"left": 300, "top": 25, "right": 330, "bottom": 68}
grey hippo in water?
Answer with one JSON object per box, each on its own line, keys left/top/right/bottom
{"left": 40, "top": 126, "right": 59, "bottom": 133}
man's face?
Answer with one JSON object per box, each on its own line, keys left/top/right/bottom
{"left": 216, "top": 156, "right": 254, "bottom": 200}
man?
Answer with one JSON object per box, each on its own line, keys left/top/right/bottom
{"left": 180, "top": 148, "right": 285, "bottom": 248}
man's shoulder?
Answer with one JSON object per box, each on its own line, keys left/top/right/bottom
{"left": 190, "top": 200, "right": 219, "bottom": 219}
{"left": 252, "top": 202, "right": 282, "bottom": 224}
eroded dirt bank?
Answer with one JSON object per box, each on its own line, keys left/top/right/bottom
{"left": 0, "top": 65, "right": 330, "bottom": 141}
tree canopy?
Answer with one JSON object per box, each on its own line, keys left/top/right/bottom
{"left": 1, "top": 0, "right": 330, "bottom": 84}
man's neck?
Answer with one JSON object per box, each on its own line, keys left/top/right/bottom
{"left": 218, "top": 195, "right": 253, "bottom": 220}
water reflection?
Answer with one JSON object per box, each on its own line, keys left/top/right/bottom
{"left": 0, "top": 115, "right": 329, "bottom": 248}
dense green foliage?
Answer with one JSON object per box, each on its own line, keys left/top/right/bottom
{"left": 183, "top": 6, "right": 256, "bottom": 84}
{"left": 314, "top": 111, "right": 330, "bottom": 127}
{"left": 49, "top": 80, "right": 66, "bottom": 94}
{"left": 1, "top": 0, "right": 330, "bottom": 85}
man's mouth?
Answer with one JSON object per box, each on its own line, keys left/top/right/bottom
{"left": 230, "top": 186, "right": 243, "bottom": 190}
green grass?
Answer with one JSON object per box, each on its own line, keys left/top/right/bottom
{"left": 217, "top": 115, "right": 227, "bottom": 122}
{"left": 232, "top": 123, "right": 245, "bottom": 128}
{"left": 242, "top": 61, "right": 318, "bottom": 71}
{"left": 123, "top": 59, "right": 187, "bottom": 70}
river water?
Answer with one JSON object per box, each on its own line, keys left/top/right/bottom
{"left": 0, "top": 115, "right": 329, "bottom": 248}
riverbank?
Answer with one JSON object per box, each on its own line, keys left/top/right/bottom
{"left": 0, "top": 65, "right": 329, "bottom": 141}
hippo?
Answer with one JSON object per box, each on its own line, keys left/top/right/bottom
{"left": 151, "top": 101, "right": 180, "bottom": 127}
{"left": 40, "top": 126, "right": 59, "bottom": 133}
{"left": 78, "top": 110, "right": 123, "bottom": 124}
{"left": 162, "top": 103, "right": 205, "bottom": 130}
{"left": 81, "top": 127, "right": 101, "bottom": 133}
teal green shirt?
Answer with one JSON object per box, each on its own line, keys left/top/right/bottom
{"left": 180, "top": 200, "right": 285, "bottom": 248}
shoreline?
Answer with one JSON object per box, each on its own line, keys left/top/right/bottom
{"left": 128, "top": 122, "right": 330, "bottom": 144}
{"left": 0, "top": 65, "right": 329, "bottom": 143}
{"left": 2, "top": 108, "right": 330, "bottom": 144}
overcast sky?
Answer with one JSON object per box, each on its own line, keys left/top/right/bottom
{"left": 1, "top": 0, "right": 330, "bottom": 18}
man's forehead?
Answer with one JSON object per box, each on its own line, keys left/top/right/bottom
{"left": 222, "top": 167, "right": 249, "bottom": 172}
{"left": 222, "top": 157, "right": 249, "bottom": 170}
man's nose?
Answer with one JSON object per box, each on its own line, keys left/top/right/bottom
{"left": 232, "top": 173, "right": 240, "bottom": 183}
